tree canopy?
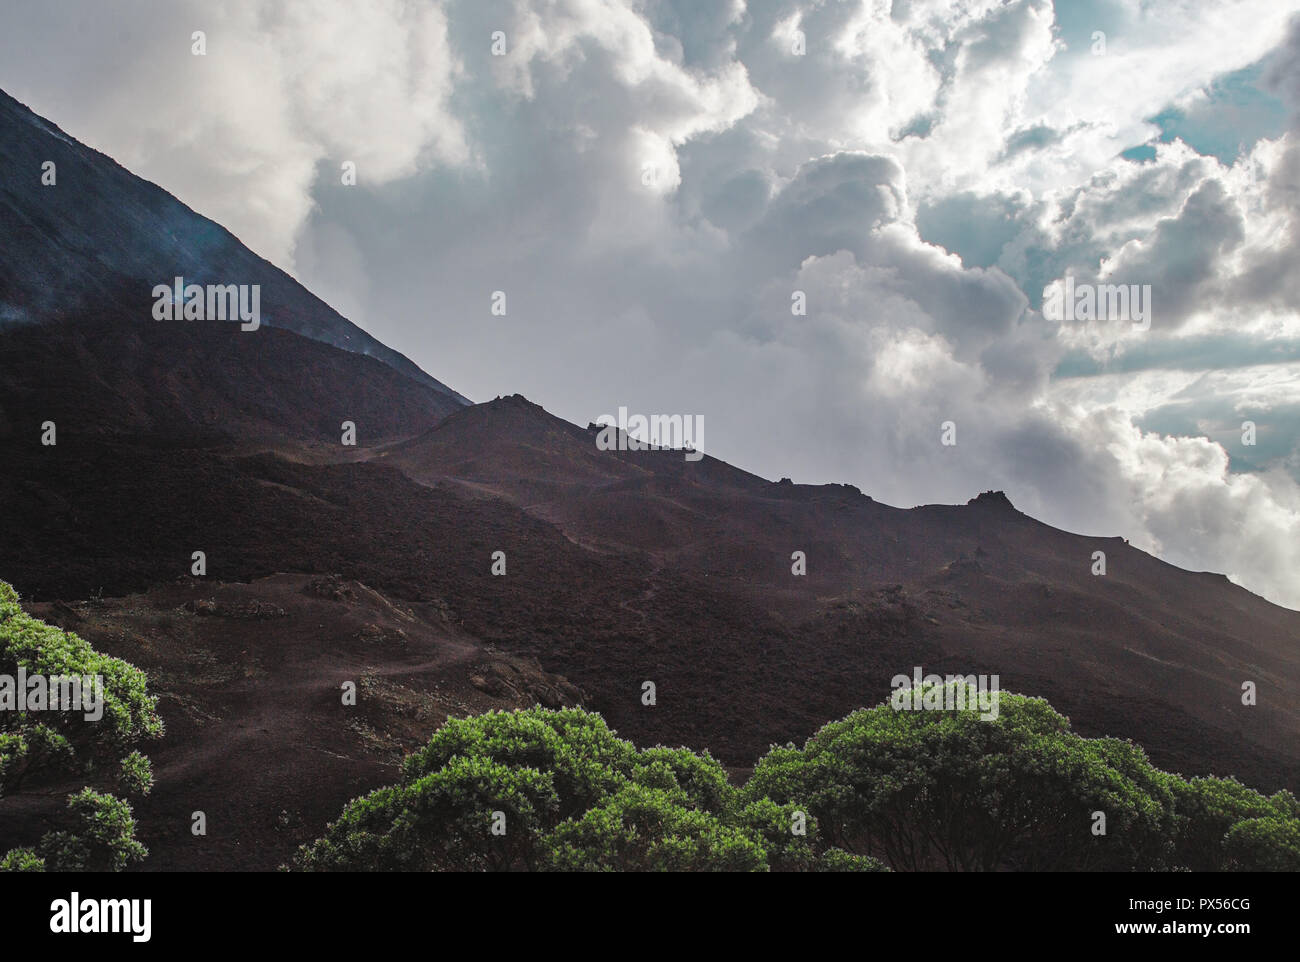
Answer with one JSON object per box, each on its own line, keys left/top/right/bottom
{"left": 297, "top": 688, "right": 1299, "bottom": 872}
{"left": 1, "top": 581, "right": 163, "bottom": 871}
{"left": 293, "top": 707, "right": 878, "bottom": 872}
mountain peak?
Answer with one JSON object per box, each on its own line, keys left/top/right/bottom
{"left": 968, "top": 489, "right": 1015, "bottom": 509}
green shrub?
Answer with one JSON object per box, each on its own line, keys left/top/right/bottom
{"left": 1, "top": 580, "right": 162, "bottom": 871}
{"left": 294, "top": 706, "right": 854, "bottom": 872}
{"left": 295, "top": 692, "right": 1296, "bottom": 872}
{"left": 539, "top": 782, "right": 766, "bottom": 872}
{"left": 296, "top": 708, "right": 638, "bottom": 871}
{"left": 745, "top": 683, "right": 1175, "bottom": 871}
{"left": 1168, "top": 776, "right": 1300, "bottom": 871}
{"left": 1221, "top": 816, "right": 1300, "bottom": 871}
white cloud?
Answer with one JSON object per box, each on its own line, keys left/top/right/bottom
{"left": 0, "top": 0, "right": 467, "bottom": 267}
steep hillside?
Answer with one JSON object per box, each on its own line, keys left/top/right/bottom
{"left": 0, "top": 88, "right": 466, "bottom": 403}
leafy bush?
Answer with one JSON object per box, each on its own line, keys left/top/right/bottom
{"left": 296, "top": 708, "right": 637, "bottom": 870}
{"left": 296, "top": 690, "right": 1297, "bottom": 872}
{"left": 630, "top": 746, "right": 734, "bottom": 813}
{"left": 730, "top": 796, "right": 820, "bottom": 871}
{"left": 539, "top": 782, "right": 766, "bottom": 872}
{"left": 745, "top": 683, "right": 1176, "bottom": 871}
{"left": 294, "top": 706, "right": 880, "bottom": 872}
{"left": 1168, "top": 775, "right": 1300, "bottom": 871}
{"left": 1221, "top": 816, "right": 1300, "bottom": 871}
{"left": 816, "top": 847, "right": 891, "bottom": 872}
{"left": 34, "top": 788, "right": 149, "bottom": 871}
{"left": 1, "top": 580, "right": 162, "bottom": 871}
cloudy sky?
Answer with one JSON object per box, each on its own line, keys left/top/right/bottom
{"left": 3, "top": 0, "right": 1300, "bottom": 608}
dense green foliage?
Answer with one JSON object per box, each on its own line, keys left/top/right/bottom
{"left": 1167, "top": 774, "right": 1300, "bottom": 871}
{"left": 299, "top": 686, "right": 1300, "bottom": 872}
{"left": 540, "top": 782, "right": 766, "bottom": 871}
{"left": 293, "top": 707, "right": 880, "bottom": 872}
{"left": 746, "top": 681, "right": 1298, "bottom": 872}
{"left": 0, "top": 581, "right": 162, "bottom": 870}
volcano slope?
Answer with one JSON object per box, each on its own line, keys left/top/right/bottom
{"left": 0, "top": 88, "right": 464, "bottom": 402}
{"left": 379, "top": 395, "right": 1300, "bottom": 788}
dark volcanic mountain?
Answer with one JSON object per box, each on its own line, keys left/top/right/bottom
{"left": 2, "top": 91, "right": 1298, "bottom": 871}
{"left": 0, "top": 88, "right": 466, "bottom": 403}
